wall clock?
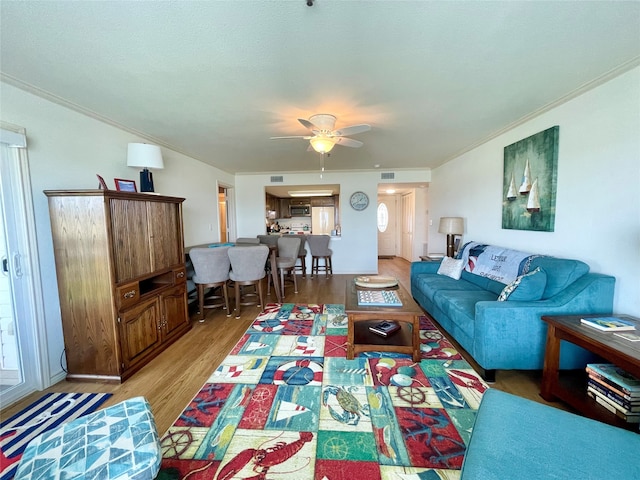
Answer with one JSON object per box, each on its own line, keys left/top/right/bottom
{"left": 349, "top": 191, "right": 369, "bottom": 211}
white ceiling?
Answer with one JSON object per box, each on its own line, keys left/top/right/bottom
{"left": 1, "top": 1, "right": 639, "bottom": 175}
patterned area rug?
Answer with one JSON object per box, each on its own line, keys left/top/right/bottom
{"left": 0, "top": 392, "right": 112, "bottom": 480}
{"left": 159, "top": 304, "right": 488, "bottom": 480}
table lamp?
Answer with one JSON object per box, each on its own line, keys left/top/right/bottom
{"left": 127, "top": 143, "right": 164, "bottom": 192}
{"left": 438, "top": 217, "right": 464, "bottom": 257}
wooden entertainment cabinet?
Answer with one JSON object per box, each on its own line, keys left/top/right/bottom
{"left": 45, "top": 190, "right": 191, "bottom": 383}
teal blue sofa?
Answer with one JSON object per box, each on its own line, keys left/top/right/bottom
{"left": 410, "top": 242, "right": 615, "bottom": 380}
{"left": 461, "top": 389, "right": 640, "bottom": 479}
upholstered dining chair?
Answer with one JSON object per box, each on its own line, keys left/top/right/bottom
{"left": 189, "top": 246, "right": 231, "bottom": 321}
{"left": 307, "top": 234, "right": 333, "bottom": 277}
{"left": 236, "top": 237, "right": 260, "bottom": 244}
{"left": 228, "top": 244, "right": 269, "bottom": 319}
{"left": 257, "top": 234, "right": 279, "bottom": 246}
{"left": 275, "top": 236, "right": 301, "bottom": 298}
{"left": 295, "top": 235, "right": 308, "bottom": 278}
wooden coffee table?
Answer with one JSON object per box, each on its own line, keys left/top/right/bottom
{"left": 345, "top": 276, "right": 422, "bottom": 362}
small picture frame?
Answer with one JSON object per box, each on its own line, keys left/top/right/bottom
{"left": 114, "top": 178, "right": 137, "bottom": 192}
{"left": 96, "top": 174, "right": 109, "bottom": 190}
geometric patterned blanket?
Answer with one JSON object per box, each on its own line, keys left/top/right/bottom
{"left": 159, "top": 303, "right": 488, "bottom": 479}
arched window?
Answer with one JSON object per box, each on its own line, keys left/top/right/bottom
{"left": 377, "top": 202, "right": 389, "bottom": 232}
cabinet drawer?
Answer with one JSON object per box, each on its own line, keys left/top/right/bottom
{"left": 116, "top": 282, "right": 140, "bottom": 310}
{"left": 174, "top": 267, "right": 187, "bottom": 284}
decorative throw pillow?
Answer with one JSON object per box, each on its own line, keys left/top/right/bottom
{"left": 437, "top": 256, "right": 464, "bottom": 280}
{"left": 497, "top": 267, "right": 547, "bottom": 302}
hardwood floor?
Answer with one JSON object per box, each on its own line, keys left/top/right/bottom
{"left": 1, "top": 257, "right": 569, "bottom": 433}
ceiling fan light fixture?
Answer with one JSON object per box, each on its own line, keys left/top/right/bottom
{"left": 310, "top": 136, "right": 335, "bottom": 153}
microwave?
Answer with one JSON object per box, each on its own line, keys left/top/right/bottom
{"left": 289, "top": 205, "right": 310, "bottom": 216}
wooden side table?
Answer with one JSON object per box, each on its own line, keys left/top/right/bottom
{"left": 540, "top": 314, "right": 640, "bottom": 431}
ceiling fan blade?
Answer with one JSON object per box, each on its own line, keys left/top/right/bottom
{"left": 270, "top": 136, "right": 313, "bottom": 140}
{"left": 298, "top": 118, "right": 318, "bottom": 131}
{"left": 332, "top": 124, "right": 371, "bottom": 137}
{"left": 334, "top": 137, "right": 363, "bottom": 148}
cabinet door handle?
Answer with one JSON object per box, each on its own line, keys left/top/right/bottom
{"left": 123, "top": 290, "right": 137, "bottom": 299}
{"left": 176, "top": 271, "right": 185, "bottom": 278}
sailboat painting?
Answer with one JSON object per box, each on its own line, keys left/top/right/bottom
{"left": 502, "top": 126, "right": 558, "bottom": 231}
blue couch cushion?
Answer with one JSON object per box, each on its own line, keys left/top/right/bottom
{"left": 461, "top": 389, "right": 640, "bottom": 479}
{"left": 528, "top": 256, "right": 589, "bottom": 298}
{"left": 433, "top": 289, "right": 498, "bottom": 339}
{"left": 460, "top": 270, "right": 506, "bottom": 296}
{"left": 497, "top": 267, "right": 547, "bottom": 301}
{"left": 412, "top": 274, "right": 483, "bottom": 300}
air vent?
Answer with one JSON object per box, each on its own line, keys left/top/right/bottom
{"left": 270, "top": 175, "right": 284, "bottom": 183}
{"left": 381, "top": 172, "right": 395, "bottom": 180}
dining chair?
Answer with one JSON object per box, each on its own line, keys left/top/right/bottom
{"left": 275, "top": 236, "right": 301, "bottom": 298}
{"left": 189, "top": 247, "right": 231, "bottom": 321}
{"left": 295, "top": 234, "right": 308, "bottom": 278}
{"left": 307, "top": 234, "right": 333, "bottom": 277}
{"left": 236, "top": 237, "right": 260, "bottom": 244}
{"left": 228, "top": 245, "right": 269, "bottom": 318}
{"left": 257, "top": 234, "right": 279, "bottom": 246}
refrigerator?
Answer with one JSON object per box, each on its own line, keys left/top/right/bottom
{"left": 311, "top": 206, "right": 335, "bottom": 235}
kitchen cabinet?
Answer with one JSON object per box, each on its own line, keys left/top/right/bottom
{"left": 45, "top": 189, "right": 190, "bottom": 383}
{"left": 265, "top": 193, "right": 280, "bottom": 218}
{"left": 311, "top": 196, "right": 335, "bottom": 207}
{"left": 289, "top": 197, "right": 310, "bottom": 206}
{"left": 279, "top": 198, "right": 291, "bottom": 218}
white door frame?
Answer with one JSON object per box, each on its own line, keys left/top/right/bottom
{"left": 0, "top": 125, "right": 48, "bottom": 407}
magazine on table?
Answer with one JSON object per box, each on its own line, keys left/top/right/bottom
{"left": 368, "top": 320, "right": 401, "bottom": 337}
{"left": 580, "top": 316, "right": 636, "bottom": 332}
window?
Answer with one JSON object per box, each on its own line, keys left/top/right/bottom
{"left": 377, "top": 202, "right": 389, "bottom": 232}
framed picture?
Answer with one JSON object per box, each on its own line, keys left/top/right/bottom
{"left": 502, "top": 126, "right": 559, "bottom": 232}
{"left": 114, "top": 178, "right": 137, "bottom": 192}
{"left": 96, "top": 174, "right": 109, "bottom": 190}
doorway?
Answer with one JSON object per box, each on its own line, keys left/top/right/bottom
{"left": 218, "top": 186, "right": 229, "bottom": 242}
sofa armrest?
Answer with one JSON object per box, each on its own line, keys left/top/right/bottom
{"left": 410, "top": 260, "right": 441, "bottom": 276}
{"left": 472, "top": 273, "right": 615, "bottom": 369}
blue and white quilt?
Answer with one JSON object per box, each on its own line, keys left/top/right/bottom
{"left": 458, "top": 242, "right": 540, "bottom": 284}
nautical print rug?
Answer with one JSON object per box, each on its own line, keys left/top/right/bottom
{"left": 159, "top": 304, "right": 488, "bottom": 480}
{"left": 0, "top": 392, "right": 112, "bottom": 480}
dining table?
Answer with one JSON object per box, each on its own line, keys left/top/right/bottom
{"left": 185, "top": 242, "right": 282, "bottom": 304}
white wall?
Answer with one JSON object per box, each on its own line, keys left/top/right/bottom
{"left": 1, "top": 82, "right": 234, "bottom": 384}
{"left": 235, "top": 169, "right": 431, "bottom": 274}
{"left": 429, "top": 67, "right": 640, "bottom": 316}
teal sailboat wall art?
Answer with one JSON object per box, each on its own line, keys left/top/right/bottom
{"left": 502, "top": 126, "right": 558, "bottom": 232}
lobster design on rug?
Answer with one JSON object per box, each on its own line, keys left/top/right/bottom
{"left": 215, "top": 431, "right": 313, "bottom": 480}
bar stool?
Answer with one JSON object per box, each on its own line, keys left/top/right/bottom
{"left": 295, "top": 234, "right": 308, "bottom": 278}
{"left": 275, "top": 236, "right": 301, "bottom": 298}
{"left": 307, "top": 234, "right": 333, "bottom": 277}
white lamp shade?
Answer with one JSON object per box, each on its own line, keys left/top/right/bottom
{"left": 438, "top": 217, "right": 464, "bottom": 235}
{"left": 127, "top": 143, "right": 164, "bottom": 169}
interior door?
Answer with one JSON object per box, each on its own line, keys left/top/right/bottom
{"left": 401, "top": 192, "right": 415, "bottom": 261}
{"left": 377, "top": 195, "right": 397, "bottom": 257}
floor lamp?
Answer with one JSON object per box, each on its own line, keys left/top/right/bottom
{"left": 438, "top": 217, "right": 464, "bottom": 258}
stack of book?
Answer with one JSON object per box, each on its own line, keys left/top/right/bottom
{"left": 586, "top": 363, "right": 640, "bottom": 424}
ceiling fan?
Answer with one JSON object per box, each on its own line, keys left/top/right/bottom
{"left": 271, "top": 114, "right": 371, "bottom": 154}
